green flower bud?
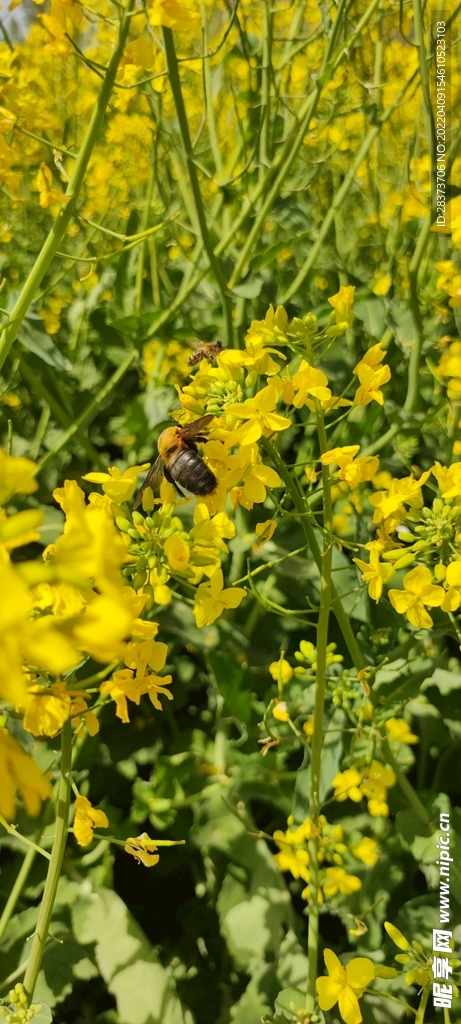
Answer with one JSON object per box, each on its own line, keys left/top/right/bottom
{"left": 133, "top": 570, "right": 148, "bottom": 590}
{"left": 115, "top": 517, "right": 132, "bottom": 533}
{"left": 132, "top": 511, "right": 145, "bottom": 527}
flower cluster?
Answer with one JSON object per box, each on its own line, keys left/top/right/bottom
{"left": 332, "top": 762, "right": 397, "bottom": 817}
{"left": 0, "top": 452, "right": 173, "bottom": 818}
{"left": 272, "top": 814, "right": 378, "bottom": 902}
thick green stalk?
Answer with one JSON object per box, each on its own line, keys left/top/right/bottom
{"left": 162, "top": 27, "right": 233, "bottom": 347}
{"left": 415, "top": 986, "right": 430, "bottom": 1024}
{"left": 259, "top": 0, "right": 273, "bottom": 174}
{"left": 0, "top": 0, "right": 135, "bottom": 373}
{"left": 305, "top": 409, "right": 333, "bottom": 1013}
{"left": 201, "top": 0, "right": 223, "bottom": 175}
{"left": 0, "top": 842, "right": 37, "bottom": 941}
{"left": 261, "top": 437, "right": 364, "bottom": 670}
{"left": 135, "top": 164, "right": 156, "bottom": 317}
{"left": 23, "top": 722, "right": 72, "bottom": 1002}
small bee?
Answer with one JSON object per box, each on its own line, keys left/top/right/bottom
{"left": 187, "top": 339, "right": 225, "bottom": 367}
{"left": 133, "top": 415, "right": 217, "bottom": 508}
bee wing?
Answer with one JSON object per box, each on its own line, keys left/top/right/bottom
{"left": 133, "top": 456, "right": 164, "bottom": 509}
{"left": 180, "top": 415, "right": 215, "bottom": 440}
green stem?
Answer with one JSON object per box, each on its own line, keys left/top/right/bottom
{"left": 0, "top": 0, "right": 135, "bottom": 373}
{"left": 23, "top": 722, "right": 72, "bottom": 1004}
{"left": 306, "top": 408, "right": 333, "bottom": 1013}
{"left": 201, "top": 0, "right": 223, "bottom": 175}
{"left": 415, "top": 985, "right": 430, "bottom": 1024}
{"left": 162, "top": 27, "right": 233, "bottom": 347}
{"left": 0, "top": 817, "right": 51, "bottom": 861}
{"left": 259, "top": 0, "right": 272, "bottom": 174}
{"left": 0, "top": 841, "right": 38, "bottom": 941}
{"left": 261, "top": 437, "right": 364, "bottom": 670}
{"left": 381, "top": 738, "right": 431, "bottom": 826}
{"left": 135, "top": 164, "right": 156, "bottom": 317}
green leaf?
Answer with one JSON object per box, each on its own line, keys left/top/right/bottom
{"left": 354, "top": 298, "right": 386, "bottom": 340}
{"left": 232, "top": 277, "right": 263, "bottom": 298}
{"left": 109, "top": 962, "right": 185, "bottom": 1024}
{"left": 208, "top": 651, "right": 254, "bottom": 725}
{"left": 274, "top": 987, "right": 306, "bottom": 1019}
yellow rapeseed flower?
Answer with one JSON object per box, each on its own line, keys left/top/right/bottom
{"left": 353, "top": 549, "right": 395, "bottom": 602}
{"left": 0, "top": 728, "right": 52, "bottom": 820}
{"left": 73, "top": 795, "right": 109, "bottom": 847}
{"left": 193, "top": 568, "right": 246, "bottom": 627}
{"left": 0, "top": 449, "right": 38, "bottom": 505}
{"left": 226, "top": 385, "right": 292, "bottom": 444}
{"left": 352, "top": 837, "right": 379, "bottom": 866}
{"left": 385, "top": 717, "right": 419, "bottom": 744}
{"left": 323, "top": 866, "right": 362, "bottom": 898}
{"left": 389, "top": 565, "right": 444, "bottom": 629}
{"left": 269, "top": 659, "right": 293, "bottom": 686}
{"left": 316, "top": 950, "right": 375, "bottom": 1024}
{"left": 332, "top": 768, "right": 363, "bottom": 803}
{"left": 125, "top": 832, "right": 160, "bottom": 867}
{"left": 83, "top": 464, "right": 150, "bottom": 503}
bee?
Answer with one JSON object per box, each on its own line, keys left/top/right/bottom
{"left": 187, "top": 339, "right": 225, "bottom": 367}
{"left": 133, "top": 415, "right": 217, "bottom": 508}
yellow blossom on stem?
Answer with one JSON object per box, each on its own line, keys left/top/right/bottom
{"left": 389, "top": 565, "right": 444, "bottom": 629}
{"left": 164, "top": 533, "right": 190, "bottom": 572}
{"left": 21, "top": 680, "right": 72, "bottom": 737}
{"left": 36, "top": 162, "right": 71, "bottom": 209}
{"left": 0, "top": 508, "right": 44, "bottom": 555}
{"left": 124, "top": 832, "right": 160, "bottom": 867}
{"left": 352, "top": 837, "right": 379, "bottom": 866}
{"left": 147, "top": 0, "right": 200, "bottom": 30}
{"left": 353, "top": 549, "right": 395, "bottom": 601}
{"left": 193, "top": 567, "right": 246, "bottom": 627}
{"left": 332, "top": 768, "right": 363, "bottom": 803}
{"left": 225, "top": 385, "right": 291, "bottom": 444}
{"left": 0, "top": 449, "right": 38, "bottom": 505}
{"left": 316, "top": 950, "right": 375, "bottom": 1024}
{"left": 323, "top": 866, "right": 362, "bottom": 898}
{"left": 361, "top": 761, "right": 396, "bottom": 817}
{"left": 291, "top": 361, "right": 331, "bottom": 408}
{"left": 385, "top": 717, "right": 419, "bottom": 744}
{"left": 441, "top": 560, "right": 461, "bottom": 611}
{"left": 73, "top": 795, "right": 109, "bottom": 847}
{"left": 273, "top": 701, "right": 290, "bottom": 721}
{"left": 272, "top": 827, "right": 310, "bottom": 882}
{"left": 328, "top": 285, "right": 356, "bottom": 326}
{"left": 353, "top": 362, "right": 391, "bottom": 406}
{"left": 353, "top": 343, "right": 387, "bottom": 372}
{"left": 0, "top": 728, "right": 52, "bottom": 820}
{"left": 269, "top": 659, "right": 293, "bottom": 686}
{"left": 83, "top": 464, "right": 150, "bottom": 503}
{"left": 252, "top": 519, "right": 277, "bottom": 551}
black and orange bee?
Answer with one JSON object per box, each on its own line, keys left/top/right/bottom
{"left": 187, "top": 339, "right": 225, "bottom": 367}
{"left": 133, "top": 415, "right": 217, "bottom": 508}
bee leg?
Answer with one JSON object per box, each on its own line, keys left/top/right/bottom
{"left": 165, "top": 466, "right": 187, "bottom": 497}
